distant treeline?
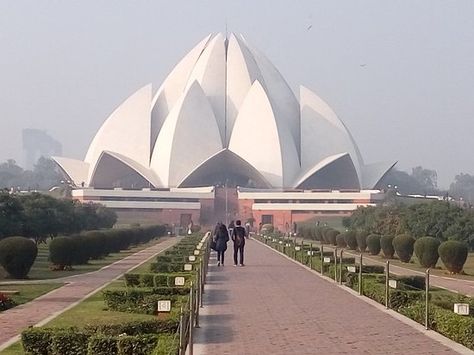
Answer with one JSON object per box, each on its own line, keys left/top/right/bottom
{"left": 0, "top": 158, "right": 62, "bottom": 191}
{"left": 0, "top": 192, "right": 117, "bottom": 242}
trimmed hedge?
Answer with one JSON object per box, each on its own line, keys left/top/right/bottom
{"left": 87, "top": 336, "right": 118, "bottom": 355}
{"left": 51, "top": 330, "right": 89, "bottom": 355}
{"left": 21, "top": 320, "right": 178, "bottom": 355}
{"left": 366, "top": 234, "right": 381, "bottom": 256}
{"left": 49, "top": 237, "right": 75, "bottom": 268}
{"left": 117, "top": 334, "right": 159, "bottom": 355}
{"left": 21, "top": 327, "right": 54, "bottom": 354}
{"left": 124, "top": 273, "right": 194, "bottom": 288}
{"left": 392, "top": 234, "right": 415, "bottom": 262}
{"left": 344, "top": 231, "right": 358, "bottom": 250}
{"left": 399, "top": 302, "right": 474, "bottom": 350}
{"left": 414, "top": 237, "right": 440, "bottom": 268}
{"left": 102, "top": 289, "right": 187, "bottom": 315}
{"left": 84, "top": 319, "right": 179, "bottom": 335}
{"left": 380, "top": 235, "right": 395, "bottom": 258}
{"left": 438, "top": 240, "right": 468, "bottom": 274}
{"left": 356, "top": 230, "right": 368, "bottom": 252}
{"left": 326, "top": 229, "right": 340, "bottom": 246}
{"left": 0, "top": 236, "right": 38, "bottom": 279}
{"left": 48, "top": 225, "right": 166, "bottom": 268}
{"left": 336, "top": 233, "right": 347, "bottom": 248}
{"left": 361, "top": 278, "right": 425, "bottom": 310}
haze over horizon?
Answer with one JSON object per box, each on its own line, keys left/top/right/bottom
{"left": 1, "top": 1, "right": 473, "bottom": 189}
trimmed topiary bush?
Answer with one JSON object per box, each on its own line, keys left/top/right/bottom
{"left": 49, "top": 237, "right": 75, "bottom": 269}
{"left": 356, "top": 230, "right": 368, "bottom": 252}
{"left": 326, "top": 229, "right": 340, "bottom": 246}
{"left": 393, "top": 234, "right": 415, "bottom": 263}
{"left": 414, "top": 237, "right": 440, "bottom": 268}
{"left": 344, "top": 231, "right": 358, "bottom": 250}
{"left": 438, "top": 240, "right": 468, "bottom": 274}
{"left": 366, "top": 234, "right": 381, "bottom": 256}
{"left": 380, "top": 235, "right": 395, "bottom": 258}
{"left": 0, "top": 236, "right": 38, "bottom": 279}
{"left": 336, "top": 233, "right": 347, "bottom": 248}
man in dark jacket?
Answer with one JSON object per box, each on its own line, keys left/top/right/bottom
{"left": 232, "top": 220, "right": 247, "bottom": 266}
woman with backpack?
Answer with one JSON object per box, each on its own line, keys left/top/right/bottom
{"left": 214, "top": 223, "right": 229, "bottom": 266}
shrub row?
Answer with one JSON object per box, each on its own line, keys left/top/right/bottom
{"left": 399, "top": 302, "right": 474, "bottom": 350}
{"left": 124, "top": 273, "right": 194, "bottom": 288}
{"left": 21, "top": 327, "right": 162, "bottom": 355}
{"left": 49, "top": 225, "right": 166, "bottom": 268}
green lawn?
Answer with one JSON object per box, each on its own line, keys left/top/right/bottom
{"left": 0, "top": 283, "right": 63, "bottom": 306}
{"left": 0, "top": 237, "right": 166, "bottom": 281}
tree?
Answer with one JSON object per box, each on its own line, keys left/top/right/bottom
{"left": 0, "top": 192, "right": 24, "bottom": 238}
{"left": 20, "top": 193, "right": 63, "bottom": 243}
{"left": 449, "top": 173, "right": 474, "bottom": 205}
{"left": 377, "top": 166, "right": 440, "bottom": 196}
{"left": 411, "top": 166, "right": 438, "bottom": 193}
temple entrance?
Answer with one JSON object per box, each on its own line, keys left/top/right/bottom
{"left": 213, "top": 186, "right": 239, "bottom": 226}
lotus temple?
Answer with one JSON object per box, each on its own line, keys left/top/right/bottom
{"left": 53, "top": 33, "right": 395, "bottom": 228}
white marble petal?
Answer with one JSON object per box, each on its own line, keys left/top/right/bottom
{"left": 362, "top": 161, "right": 397, "bottom": 189}
{"left": 300, "top": 85, "right": 363, "bottom": 181}
{"left": 293, "top": 153, "right": 360, "bottom": 190}
{"left": 225, "top": 33, "right": 264, "bottom": 143}
{"left": 89, "top": 151, "right": 161, "bottom": 188}
{"left": 150, "top": 34, "right": 212, "bottom": 152}
{"left": 150, "top": 81, "right": 223, "bottom": 187}
{"left": 185, "top": 33, "right": 226, "bottom": 143}
{"left": 240, "top": 34, "right": 301, "bottom": 158}
{"left": 85, "top": 84, "right": 152, "bottom": 183}
{"left": 51, "top": 156, "right": 89, "bottom": 187}
{"left": 229, "top": 81, "right": 299, "bottom": 187}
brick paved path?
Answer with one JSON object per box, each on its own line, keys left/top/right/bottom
{"left": 194, "top": 239, "right": 470, "bottom": 355}
{"left": 0, "top": 237, "right": 178, "bottom": 351}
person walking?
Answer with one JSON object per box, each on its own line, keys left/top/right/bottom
{"left": 232, "top": 220, "right": 247, "bottom": 266}
{"left": 215, "top": 223, "right": 229, "bottom": 266}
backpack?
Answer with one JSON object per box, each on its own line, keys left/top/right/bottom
{"left": 233, "top": 226, "right": 246, "bottom": 246}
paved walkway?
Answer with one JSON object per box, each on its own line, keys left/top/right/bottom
{"left": 0, "top": 237, "right": 178, "bottom": 351}
{"left": 194, "top": 239, "right": 471, "bottom": 355}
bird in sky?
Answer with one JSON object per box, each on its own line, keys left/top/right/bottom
{"left": 307, "top": 24, "right": 312, "bottom": 31}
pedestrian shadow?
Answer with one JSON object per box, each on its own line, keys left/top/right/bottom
{"left": 207, "top": 274, "right": 228, "bottom": 283}
{"left": 204, "top": 288, "right": 229, "bottom": 305}
{"left": 195, "top": 314, "right": 234, "bottom": 344}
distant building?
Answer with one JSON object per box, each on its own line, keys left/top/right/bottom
{"left": 22, "top": 129, "right": 62, "bottom": 170}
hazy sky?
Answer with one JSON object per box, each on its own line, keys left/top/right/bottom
{"left": 0, "top": 1, "right": 473, "bottom": 188}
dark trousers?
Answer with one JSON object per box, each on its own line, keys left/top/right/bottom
{"left": 233, "top": 244, "right": 245, "bottom": 265}
{"left": 217, "top": 250, "right": 225, "bottom": 264}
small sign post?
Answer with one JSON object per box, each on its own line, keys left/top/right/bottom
{"left": 175, "top": 276, "right": 185, "bottom": 286}
{"left": 157, "top": 300, "right": 171, "bottom": 313}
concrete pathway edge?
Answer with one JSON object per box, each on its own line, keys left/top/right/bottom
{"left": 253, "top": 238, "right": 473, "bottom": 355}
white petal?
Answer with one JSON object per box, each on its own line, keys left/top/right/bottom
{"left": 229, "top": 81, "right": 299, "bottom": 187}
{"left": 85, "top": 84, "right": 152, "bottom": 178}
{"left": 151, "top": 81, "right": 222, "bottom": 187}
